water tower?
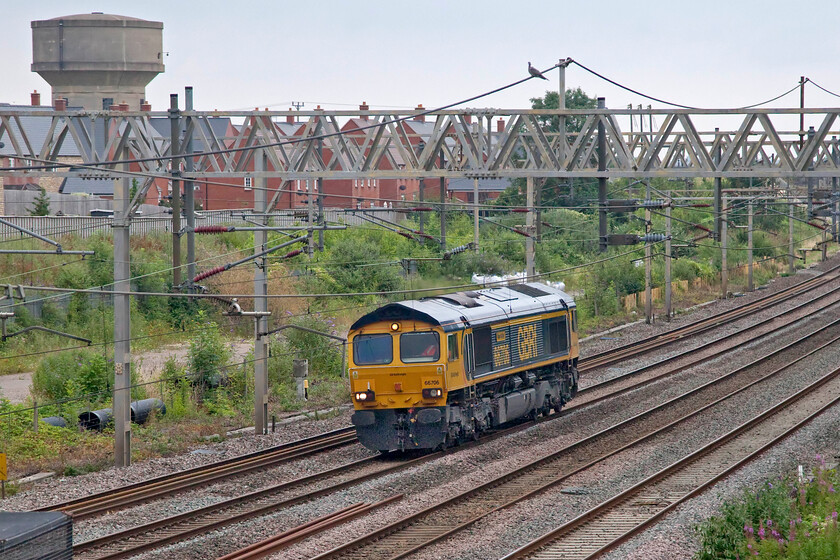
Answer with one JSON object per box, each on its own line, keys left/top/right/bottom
{"left": 31, "top": 13, "right": 164, "bottom": 110}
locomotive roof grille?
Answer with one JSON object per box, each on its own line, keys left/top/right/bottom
{"left": 507, "top": 284, "right": 550, "bottom": 297}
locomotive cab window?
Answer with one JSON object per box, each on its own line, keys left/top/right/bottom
{"left": 463, "top": 333, "right": 475, "bottom": 375}
{"left": 447, "top": 333, "right": 459, "bottom": 361}
{"left": 571, "top": 309, "right": 577, "bottom": 332}
{"left": 400, "top": 331, "right": 440, "bottom": 363}
{"left": 353, "top": 333, "right": 393, "bottom": 365}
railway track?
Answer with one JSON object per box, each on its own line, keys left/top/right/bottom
{"left": 504, "top": 366, "right": 840, "bottom": 559}
{"left": 568, "top": 285, "right": 840, "bottom": 412}
{"left": 216, "top": 497, "right": 402, "bottom": 560}
{"left": 40, "top": 426, "right": 359, "bottom": 519}
{"left": 579, "top": 266, "right": 840, "bottom": 371}
{"left": 309, "top": 322, "right": 840, "bottom": 560}
{"left": 71, "top": 416, "right": 562, "bottom": 560}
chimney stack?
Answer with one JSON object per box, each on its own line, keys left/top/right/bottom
{"left": 31, "top": 90, "right": 41, "bottom": 106}
{"left": 414, "top": 104, "right": 425, "bottom": 122}
{"left": 497, "top": 118, "right": 505, "bottom": 133}
{"left": 118, "top": 102, "right": 130, "bottom": 111}
{"left": 359, "top": 101, "right": 370, "bottom": 120}
{"left": 141, "top": 101, "right": 152, "bottom": 111}
{"left": 54, "top": 98, "right": 67, "bottom": 111}
{"left": 286, "top": 108, "right": 295, "bottom": 124}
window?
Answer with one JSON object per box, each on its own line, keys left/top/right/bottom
{"left": 463, "top": 333, "right": 475, "bottom": 375}
{"left": 571, "top": 309, "right": 577, "bottom": 332}
{"left": 447, "top": 333, "right": 459, "bottom": 362}
{"left": 353, "top": 334, "right": 392, "bottom": 365}
{"left": 244, "top": 177, "right": 253, "bottom": 191}
{"left": 548, "top": 317, "right": 569, "bottom": 354}
{"left": 473, "top": 327, "right": 492, "bottom": 370}
{"left": 400, "top": 332, "right": 440, "bottom": 363}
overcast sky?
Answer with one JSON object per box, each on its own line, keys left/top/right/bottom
{"left": 3, "top": 0, "right": 840, "bottom": 115}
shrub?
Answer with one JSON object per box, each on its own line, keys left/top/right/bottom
{"left": 33, "top": 349, "right": 113, "bottom": 402}
{"left": 187, "top": 311, "right": 231, "bottom": 392}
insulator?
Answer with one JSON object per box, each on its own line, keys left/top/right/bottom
{"left": 195, "top": 225, "right": 233, "bottom": 234}
{"left": 408, "top": 207, "right": 435, "bottom": 212}
{"left": 693, "top": 224, "right": 712, "bottom": 233}
{"left": 639, "top": 234, "right": 668, "bottom": 242}
{"left": 639, "top": 199, "right": 667, "bottom": 208}
{"left": 397, "top": 231, "right": 414, "bottom": 239}
{"left": 443, "top": 243, "right": 472, "bottom": 259}
{"left": 193, "top": 265, "right": 229, "bottom": 283}
{"left": 511, "top": 208, "right": 530, "bottom": 213}
{"left": 513, "top": 229, "right": 531, "bottom": 238}
{"left": 282, "top": 249, "right": 304, "bottom": 259}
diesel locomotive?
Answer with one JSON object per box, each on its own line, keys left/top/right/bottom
{"left": 347, "top": 282, "right": 579, "bottom": 452}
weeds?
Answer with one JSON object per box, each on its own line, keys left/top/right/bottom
{"left": 694, "top": 456, "right": 840, "bottom": 559}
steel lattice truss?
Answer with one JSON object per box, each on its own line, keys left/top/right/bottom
{"left": 2, "top": 108, "right": 840, "bottom": 181}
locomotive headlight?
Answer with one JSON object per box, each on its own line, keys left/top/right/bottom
{"left": 390, "top": 322, "right": 400, "bottom": 332}
{"left": 422, "top": 388, "right": 443, "bottom": 399}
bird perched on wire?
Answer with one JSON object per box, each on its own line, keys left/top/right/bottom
{"left": 528, "top": 62, "right": 548, "bottom": 80}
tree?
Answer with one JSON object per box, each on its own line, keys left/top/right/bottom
{"left": 494, "top": 88, "right": 599, "bottom": 208}
{"left": 28, "top": 188, "right": 51, "bottom": 216}
{"left": 530, "top": 87, "right": 598, "bottom": 134}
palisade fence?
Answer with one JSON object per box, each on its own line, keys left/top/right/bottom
{"left": 0, "top": 209, "right": 400, "bottom": 241}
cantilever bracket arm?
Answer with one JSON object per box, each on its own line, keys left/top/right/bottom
{"left": 1, "top": 325, "right": 92, "bottom": 345}
{"left": 0, "top": 217, "right": 63, "bottom": 252}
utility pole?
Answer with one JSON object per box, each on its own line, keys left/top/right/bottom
{"left": 307, "top": 179, "right": 314, "bottom": 257}
{"left": 418, "top": 178, "right": 425, "bottom": 240}
{"left": 748, "top": 196, "right": 754, "bottom": 292}
{"left": 835, "top": 174, "right": 839, "bottom": 243}
{"left": 788, "top": 181, "right": 795, "bottom": 274}
{"left": 665, "top": 192, "right": 672, "bottom": 321}
{"left": 526, "top": 176, "right": 536, "bottom": 279}
{"left": 473, "top": 178, "right": 479, "bottom": 251}
{"left": 440, "top": 149, "right": 446, "bottom": 252}
{"left": 113, "top": 142, "right": 132, "bottom": 467}
{"left": 558, "top": 58, "right": 566, "bottom": 164}
{"left": 833, "top": 137, "right": 839, "bottom": 243}
{"left": 169, "top": 94, "right": 182, "bottom": 287}
{"left": 800, "top": 76, "right": 806, "bottom": 152}
{"left": 317, "top": 138, "right": 325, "bottom": 252}
{"left": 713, "top": 128, "right": 722, "bottom": 239}
{"left": 644, "top": 181, "right": 652, "bottom": 324}
{"left": 253, "top": 149, "right": 269, "bottom": 435}
{"left": 184, "top": 87, "right": 196, "bottom": 288}
{"left": 535, "top": 179, "right": 542, "bottom": 242}
{"left": 721, "top": 194, "right": 728, "bottom": 298}
{"left": 597, "top": 97, "right": 607, "bottom": 252}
